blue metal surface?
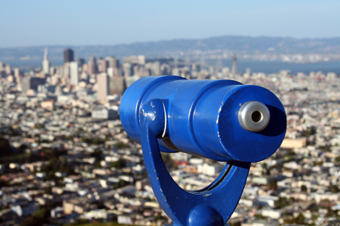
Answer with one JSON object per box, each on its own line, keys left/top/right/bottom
{"left": 120, "top": 76, "right": 286, "bottom": 162}
{"left": 119, "top": 76, "right": 287, "bottom": 225}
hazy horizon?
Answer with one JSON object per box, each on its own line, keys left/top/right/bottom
{"left": 1, "top": 0, "right": 340, "bottom": 48}
{"left": 1, "top": 35, "right": 340, "bottom": 49}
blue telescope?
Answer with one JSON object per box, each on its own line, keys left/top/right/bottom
{"left": 120, "top": 76, "right": 286, "bottom": 226}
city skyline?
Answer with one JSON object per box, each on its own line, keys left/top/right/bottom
{"left": 0, "top": 46, "right": 339, "bottom": 224}
{"left": 0, "top": 1, "right": 340, "bottom": 224}
{"left": 1, "top": 0, "right": 340, "bottom": 47}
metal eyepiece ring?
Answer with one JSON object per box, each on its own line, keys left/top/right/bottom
{"left": 238, "top": 101, "right": 270, "bottom": 132}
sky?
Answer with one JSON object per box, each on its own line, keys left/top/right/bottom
{"left": 0, "top": 0, "right": 340, "bottom": 48}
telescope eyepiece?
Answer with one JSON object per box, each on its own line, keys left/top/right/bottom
{"left": 238, "top": 101, "right": 270, "bottom": 132}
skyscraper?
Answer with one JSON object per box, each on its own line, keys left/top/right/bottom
{"left": 5, "top": 63, "right": 11, "bottom": 75}
{"left": 123, "top": 63, "right": 132, "bottom": 77}
{"left": 109, "top": 76, "right": 127, "bottom": 96}
{"left": 106, "top": 56, "right": 119, "bottom": 77}
{"left": 98, "top": 58, "right": 108, "bottom": 73}
{"left": 42, "top": 48, "right": 51, "bottom": 74}
{"left": 22, "top": 76, "right": 46, "bottom": 94}
{"left": 88, "top": 56, "right": 97, "bottom": 75}
{"left": 106, "top": 56, "right": 119, "bottom": 69}
{"left": 232, "top": 54, "right": 237, "bottom": 75}
{"left": 97, "top": 73, "right": 109, "bottom": 103}
{"left": 14, "top": 68, "right": 20, "bottom": 83}
{"left": 64, "top": 49, "right": 74, "bottom": 63}
{"left": 77, "top": 58, "right": 85, "bottom": 68}
{"left": 70, "top": 61, "right": 79, "bottom": 86}
{"left": 151, "top": 61, "right": 161, "bottom": 75}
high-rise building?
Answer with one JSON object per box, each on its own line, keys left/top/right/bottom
{"left": 14, "top": 68, "right": 20, "bottom": 83}
{"left": 109, "top": 76, "right": 127, "bottom": 96}
{"left": 88, "top": 56, "right": 97, "bottom": 75}
{"left": 63, "top": 63, "right": 70, "bottom": 77}
{"left": 98, "top": 58, "right": 108, "bottom": 73}
{"left": 151, "top": 61, "right": 161, "bottom": 75}
{"left": 22, "top": 76, "right": 46, "bottom": 94}
{"left": 42, "top": 48, "right": 51, "bottom": 74}
{"left": 70, "top": 62, "right": 79, "bottom": 86}
{"left": 191, "top": 63, "right": 200, "bottom": 78}
{"left": 64, "top": 49, "right": 74, "bottom": 63}
{"left": 97, "top": 73, "right": 109, "bottom": 103}
{"left": 123, "top": 63, "right": 132, "bottom": 77}
{"left": 232, "top": 54, "right": 237, "bottom": 75}
{"left": 138, "top": 55, "right": 146, "bottom": 65}
{"left": 106, "top": 56, "right": 119, "bottom": 77}
{"left": 222, "top": 67, "right": 230, "bottom": 78}
{"left": 5, "top": 63, "right": 11, "bottom": 75}
{"left": 107, "top": 68, "right": 114, "bottom": 77}
{"left": 77, "top": 58, "right": 85, "bottom": 68}
{"left": 161, "top": 63, "right": 170, "bottom": 75}
{"left": 106, "top": 56, "right": 119, "bottom": 69}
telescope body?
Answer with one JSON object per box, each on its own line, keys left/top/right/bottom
{"left": 120, "top": 76, "right": 286, "bottom": 163}
{"left": 120, "top": 76, "right": 286, "bottom": 225}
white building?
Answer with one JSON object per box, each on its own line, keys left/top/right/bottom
{"left": 42, "top": 48, "right": 50, "bottom": 74}
{"left": 255, "top": 196, "right": 279, "bottom": 208}
{"left": 260, "top": 208, "right": 282, "bottom": 219}
{"left": 197, "top": 163, "right": 223, "bottom": 176}
{"left": 51, "top": 206, "right": 64, "bottom": 218}
{"left": 91, "top": 108, "right": 118, "bottom": 120}
{"left": 97, "top": 73, "right": 109, "bottom": 103}
{"left": 70, "top": 61, "right": 79, "bottom": 86}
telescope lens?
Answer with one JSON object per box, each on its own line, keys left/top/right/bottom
{"left": 251, "top": 111, "right": 262, "bottom": 123}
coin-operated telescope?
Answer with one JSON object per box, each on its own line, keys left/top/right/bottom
{"left": 120, "top": 76, "right": 286, "bottom": 226}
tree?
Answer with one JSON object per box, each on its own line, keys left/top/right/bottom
{"left": 315, "top": 161, "right": 323, "bottom": 166}
{"left": 303, "top": 126, "right": 316, "bottom": 136}
{"left": 326, "top": 207, "right": 334, "bottom": 218}
{"left": 44, "top": 186, "right": 52, "bottom": 195}
{"left": 229, "top": 222, "right": 241, "bottom": 226}
{"left": 254, "top": 214, "right": 265, "bottom": 219}
{"left": 19, "top": 216, "right": 40, "bottom": 226}
{"left": 41, "top": 158, "right": 58, "bottom": 173}
{"left": 154, "top": 213, "right": 162, "bottom": 220}
{"left": 20, "top": 208, "right": 50, "bottom": 226}
{"left": 275, "top": 197, "right": 289, "bottom": 209}
{"left": 295, "top": 213, "right": 305, "bottom": 224}
{"left": 162, "top": 153, "right": 177, "bottom": 170}
{"left": 114, "top": 141, "right": 129, "bottom": 149}
{"left": 0, "top": 137, "right": 12, "bottom": 156}
{"left": 90, "top": 149, "right": 102, "bottom": 161}
{"left": 34, "top": 124, "right": 45, "bottom": 129}
{"left": 268, "top": 180, "right": 278, "bottom": 191}
{"left": 116, "top": 179, "right": 127, "bottom": 188}
{"left": 284, "top": 213, "right": 305, "bottom": 224}
{"left": 18, "top": 144, "right": 27, "bottom": 153}
{"left": 335, "top": 156, "right": 340, "bottom": 163}
{"left": 110, "top": 159, "right": 126, "bottom": 169}
{"left": 0, "top": 179, "right": 9, "bottom": 188}
{"left": 32, "top": 208, "right": 50, "bottom": 221}
{"left": 301, "top": 185, "right": 307, "bottom": 192}
{"left": 328, "top": 184, "right": 340, "bottom": 193}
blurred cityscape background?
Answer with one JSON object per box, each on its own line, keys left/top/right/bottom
{"left": 0, "top": 1, "right": 340, "bottom": 226}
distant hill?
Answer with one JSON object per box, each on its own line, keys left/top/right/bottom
{"left": 0, "top": 35, "right": 339, "bottom": 62}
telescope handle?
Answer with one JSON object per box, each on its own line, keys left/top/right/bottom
{"left": 139, "top": 99, "right": 250, "bottom": 226}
